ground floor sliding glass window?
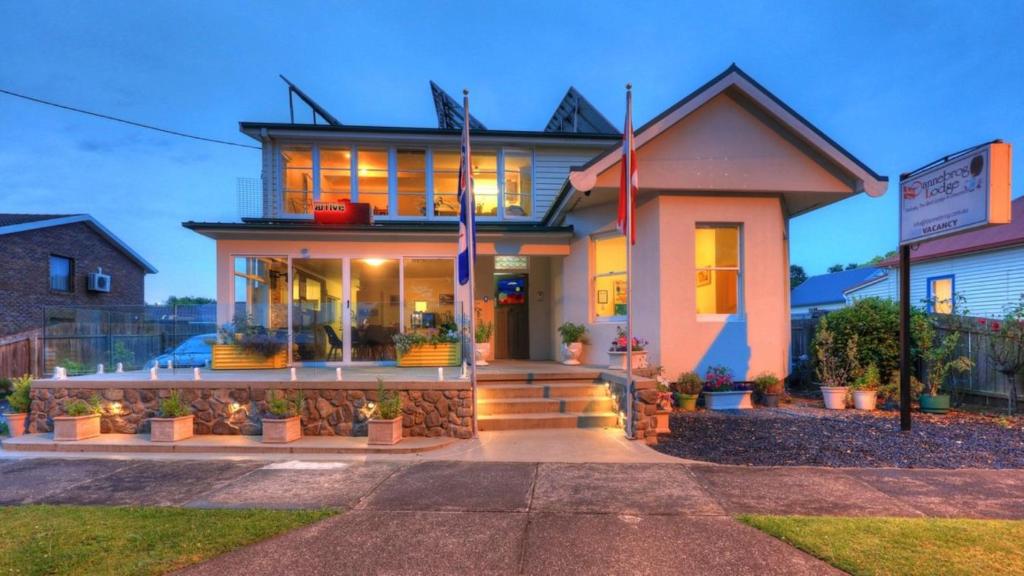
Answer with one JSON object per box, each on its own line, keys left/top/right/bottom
{"left": 232, "top": 257, "right": 289, "bottom": 341}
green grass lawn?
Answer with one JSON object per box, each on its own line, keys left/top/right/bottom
{"left": 739, "top": 515, "right": 1024, "bottom": 576}
{"left": 0, "top": 505, "right": 334, "bottom": 576}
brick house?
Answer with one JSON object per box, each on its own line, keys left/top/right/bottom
{"left": 0, "top": 214, "right": 156, "bottom": 337}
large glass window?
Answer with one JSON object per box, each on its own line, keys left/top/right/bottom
{"left": 282, "top": 147, "right": 313, "bottom": 214}
{"left": 403, "top": 258, "right": 455, "bottom": 331}
{"left": 320, "top": 148, "right": 351, "bottom": 203}
{"left": 503, "top": 150, "right": 532, "bottom": 217}
{"left": 49, "top": 255, "right": 72, "bottom": 292}
{"left": 290, "top": 259, "right": 343, "bottom": 361}
{"left": 432, "top": 150, "right": 460, "bottom": 217}
{"left": 357, "top": 149, "right": 389, "bottom": 216}
{"left": 695, "top": 225, "right": 741, "bottom": 315}
{"left": 350, "top": 258, "right": 400, "bottom": 361}
{"left": 473, "top": 151, "right": 499, "bottom": 216}
{"left": 593, "top": 235, "right": 627, "bottom": 320}
{"left": 928, "top": 276, "right": 954, "bottom": 314}
{"left": 233, "top": 257, "right": 289, "bottom": 339}
{"left": 397, "top": 149, "right": 427, "bottom": 216}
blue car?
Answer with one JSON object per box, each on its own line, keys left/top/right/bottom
{"left": 151, "top": 333, "right": 214, "bottom": 368}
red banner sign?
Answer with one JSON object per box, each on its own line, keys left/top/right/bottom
{"left": 313, "top": 200, "right": 373, "bottom": 225}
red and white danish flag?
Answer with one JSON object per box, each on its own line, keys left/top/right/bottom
{"left": 618, "top": 88, "right": 638, "bottom": 245}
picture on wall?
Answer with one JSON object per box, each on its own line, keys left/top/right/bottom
{"left": 613, "top": 280, "right": 627, "bottom": 304}
{"left": 439, "top": 293, "right": 455, "bottom": 305}
{"left": 697, "top": 268, "right": 712, "bottom": 287}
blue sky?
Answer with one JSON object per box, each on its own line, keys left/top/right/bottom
{"left": 2, "top": 1, "right": 1021, "bottom": 302}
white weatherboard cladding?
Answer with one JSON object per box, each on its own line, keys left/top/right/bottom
{"left": 845, "top": 245, "right": 1024, "bottom": 318}
{"left": 534, "top": 147, "right": 606, "bottom": 217}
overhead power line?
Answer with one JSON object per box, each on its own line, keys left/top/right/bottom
{"left": 0, "top": 88, "right": 260, "bottom": 150}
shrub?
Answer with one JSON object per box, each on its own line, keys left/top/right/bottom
{"left": 813, "top": 318, "right": 860, "bottom": 387}
{"left": 752, "top": 372, "right": 783, "bottom": 394}
{"left": 238, "top": 334, "right": 284, "bottom": 358}
{"left": 393, "top": 329, "right": 459, "bottom": 356}
{"left": 672, "top": 371, "right": 703, "bottom": 395}
{"left": 878, "top": 370, "right": 923, "bottom": 404}
{"left": 851, "top": 363, "right": 881, "bottom": 391}
{"left": 65, "top": 394, "right": 101, "bottom": 417}
{"left": 373, "top": 380, "right": 402, "bottom": 420}
{"left": 265, "top": 391, "right": 304, "bottom": 419}
{"left": 159, "top": 390, "right": 192, "bottom": 418}
{"left": 557, "top": 322, "right": 587, "bottom": 344}
{"left": 0, "top": 378, "right": 12, "bottom": 401}
{"left": 475, "top": 321, "right": 493, "bottom": 344}
{"left": 6, "top": 375, "right": 32, "bottom": 414}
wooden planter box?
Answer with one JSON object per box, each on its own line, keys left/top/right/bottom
{"left": 53, "top": 414, "right": 101, "bottom": 441}
{"left": 262, "top": 415, "right": 302, "bottom": 443}
{"left": 212, "top": 344, "right": 288, "bottom": 370}
{"left": 150, "top": 415, "right": 195, "bottom": 442}
{"left": 397, "top": 342, "right": 460, "bottom": 367}
{"left": 368, "top": 417, "right": 403, "bottom": 445}
{"left": 4, "top": 413, "right": 28, "bottom": 437}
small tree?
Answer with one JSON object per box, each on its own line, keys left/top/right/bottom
{"left": 790, "top": 265, "right": 808, "bottom": 288}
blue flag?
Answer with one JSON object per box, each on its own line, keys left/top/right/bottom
{"left": 457, "top": 113, "right": 475, "bottom": 286}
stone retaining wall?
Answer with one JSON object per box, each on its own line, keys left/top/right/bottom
{"left": 605, "top": 374, "right": 659, "bottom": 445}
{"left": 29, "top": 382, "right": 474, "bottom": 439}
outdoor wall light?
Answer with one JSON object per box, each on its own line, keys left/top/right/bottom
{"left": 108, "top": 402, "right": 123, "bottom": 416}
{"left": 229, "top": 402, "right": 241, "bottom": 414}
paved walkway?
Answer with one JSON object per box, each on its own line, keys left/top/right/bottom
{"left": 4, "top": 457, "right": 1024, "bottom": 574}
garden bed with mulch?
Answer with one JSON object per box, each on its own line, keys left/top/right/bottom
{"left": 654, "top": 406, "right": 1024, "bottom": 469}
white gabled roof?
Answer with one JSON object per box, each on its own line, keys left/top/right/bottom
{"left": 0, "top": 214, "right": 157, "bottom": 273}
{"left": 552, "top": 64, "right": 888, "bottom": 222}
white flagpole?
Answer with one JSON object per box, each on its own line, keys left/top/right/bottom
{"left": 624, "top": 83, "right": 635, "bottom": 440}
{"left": 464, "top": 89, "right": 479, "bottom": 438}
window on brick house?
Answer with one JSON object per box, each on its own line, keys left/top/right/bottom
{"left": 50, "top": 255, "right": 73, "bottom": 292}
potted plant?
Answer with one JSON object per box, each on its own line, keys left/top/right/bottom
{"left": 558, "top": 322, "right": 587, "bottom": 365}
{"left": 393, "top": 316, "right": 461, "bottom": 367}
{"left": 671, "top": 371, "right": 702, "bottom": 411}
{"left": 919, "top": 327, "right": 973, "bottom": 414}
{"left": 53, "top": 394, "right": 102, "bottom": 441}
{"left": 475, "top": 321, "right": 493, "bottom": 366}
{"left": 368, "top": 380, "right": 403, "bottom": 445}
{"left": 211, "top": 315, "right": 288, "bottom": 370}
{"left": 813, "top": 319, "right": 858, "bottom": 410}
{"left": 877, "top": 370, "right": 924, "bottom": 410}
{"left": 607, "top": 327, "right": 648, "bottom": 370}
{"left": 3, "top": 375, "right": 31, "bottom": 438}
{"left": 654, "top": 382, "right": 674, "bottom": 433}
{"left": 850, "top": 363, "right": 881, "bottom": 411}
{"left": 261, "top": 390, "right": 304, "bottom": 443}
{"left": 701, "top": 365, "right": 753, "bottom": 410}
{"left": 149, "top": 390, "right": 194, "bottom": 442}
{"left": 752, "top": 372, "right": 783, "bottom": 407}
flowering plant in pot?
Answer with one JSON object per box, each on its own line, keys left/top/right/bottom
{"left": 813, "top": 319, "right": 859, "bottom": 410}
{"left": 671, "top": 371, "right": 702, "bottom": 411}
{"left": 607, "top": 327, "right": 648, "bottom": 370}
{"left": 54, "top": 394, "right": 103, "bottom": 441}
{"left": 702, "top": 365, "right": 752, "bottom": 410}
{"left": 368, "top": 379, "right": 403, "bottom": 445}
{"left": 752, "top": 372, "right": 783, "bottom": 408}
{"left": 150, "top": 389, "right": 194, "bottom": 442}
{"left": 3, "top": 375, "right": 31, "bottom": 437}
{"left": 262, "top": 390, "right": 304, "bottom": 443}
{"left": 850, "top": 363, "right": 881, "bottom": 411}
{"left": 557, "top": 322, "right": 587, "bottom": 365}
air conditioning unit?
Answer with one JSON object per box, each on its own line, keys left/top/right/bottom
{"left": 88, "top": 267, "right": 111, "bottom": 293}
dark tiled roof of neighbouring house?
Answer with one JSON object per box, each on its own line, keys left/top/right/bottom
{"left": 791, "top": 267, "right": 887, "bottom": 307}
{"left": 0, "top": 213, "right": 157, "bottom": 273}
{"left": 0, "top": 213, "right": 79, "bottom": 227}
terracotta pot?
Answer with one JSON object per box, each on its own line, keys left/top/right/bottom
{"left": 368, "top": 416, "right": 403, "bottom": 445}
{"left": 655, "top": 410, "right": 671, "bottom": 434}
{"left": 704, "top": 390, "right": 753, "bottom": 410}
{"left": 475, "top": 342, "right": 491, "bottom": 366}
{"left": 149, "top": 415, "right": 195, "bottom": 442}
{"left": 562, "top": 342, "right": 583, "bottom": 365}
{"left": 53, "top": 414, "right": 102, "bottom": 441}
{"left": 853, "top": 390, "right": 878, "bottom": 411}
{"left": 262, "top": 415, "right": 302, "bottom": 443}
{"left": 4, "top": 412, "right": 28, "bottom": 437}
{"left": 820, "top": 386, "right": 848, "bottom": 410}
{"left": 607, "top": 351, "right": 648, "bottom": 371}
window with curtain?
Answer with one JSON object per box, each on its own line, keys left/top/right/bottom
{"left": 695, "top": 225, "right": 741, "bottom": 315}
{"left": 928, "top": 276, "right": 954, "bottom": 314}
{"left": 49, "top": 255, "right": 73, "bottom": 292}
{"left": 593, "top": 235, "right": 627, "bottom": 320}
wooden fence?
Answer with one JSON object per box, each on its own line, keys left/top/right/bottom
{"left": 935, "top": 319, "right": 1023, "bottom": 408}
{"left": 0, "top": 329, "right": 42, "bottom": 379}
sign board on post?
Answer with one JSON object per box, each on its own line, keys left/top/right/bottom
{"left": 312, "top": 200, "right": 373, "bottom": 225}
{"left": 899, "top": 141, "right": 1012, "bottom": 245}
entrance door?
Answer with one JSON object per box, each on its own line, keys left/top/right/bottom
{"left": 494, "top": 274, "right": 529, "bottom": 360}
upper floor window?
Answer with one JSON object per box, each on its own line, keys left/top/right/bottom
{"left": 593, "top": 235, "right": 627, "bottom": 321}
{"left": 695, "top": 224, "right": 741, "bottom": 316}
{"left": 319, "top": 148, "right": 351, "bottom": 204}
{"left": 282, "top": 147, "right": 313, "bottom": 214}
{"left": 504, "top": 149, "right": 532, "bottom": 217}
{"left": 472, "top": 151, "right": 498, "bottom": 216}
{"left": 432, "top": 150, "right": 460, "bottom": 217}
{"left": 357, "top": 149, "right": 389, "bottom": 216}
{"left": 928, "top": 275, "right": 954, "bottom": 314}
{"left": 50, "top": 255, "right": 73, "bottom": 292}
{"left": 397, "top": 149, "right": 427, "bottom": 217}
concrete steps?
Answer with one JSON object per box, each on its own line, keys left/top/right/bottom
{"left": 475, "top": 372, "right": 619, "bottom": 431}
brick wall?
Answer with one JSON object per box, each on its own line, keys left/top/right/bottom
{"left": 0, "top": 222, "right": 147, "bottom": 336}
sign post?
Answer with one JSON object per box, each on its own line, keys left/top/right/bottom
{"left": 897, "top": 140, "right": 1012, "bottom": 431}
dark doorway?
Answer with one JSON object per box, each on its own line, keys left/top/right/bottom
{"left": 494, "top": 273, "right": 529, "bottom": 359}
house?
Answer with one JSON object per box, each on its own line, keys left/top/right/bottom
{"left": 846, "top": 196, "right": 1024, "bottom": 317}
{"left": 0, "top": 214, "right": 156, "bottom": 377}
{"left": 790, "top": 267, "right": 887, "bottom": 318}
{"left": 184, "top": 64, "right": 888, "bottom": 381}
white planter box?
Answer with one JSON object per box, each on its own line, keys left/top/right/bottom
{"left": 704, "top": 390, "right": 753, "bottom": 410}
{"left": 607, "top": 351, "right": 648, "bottom": 371}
